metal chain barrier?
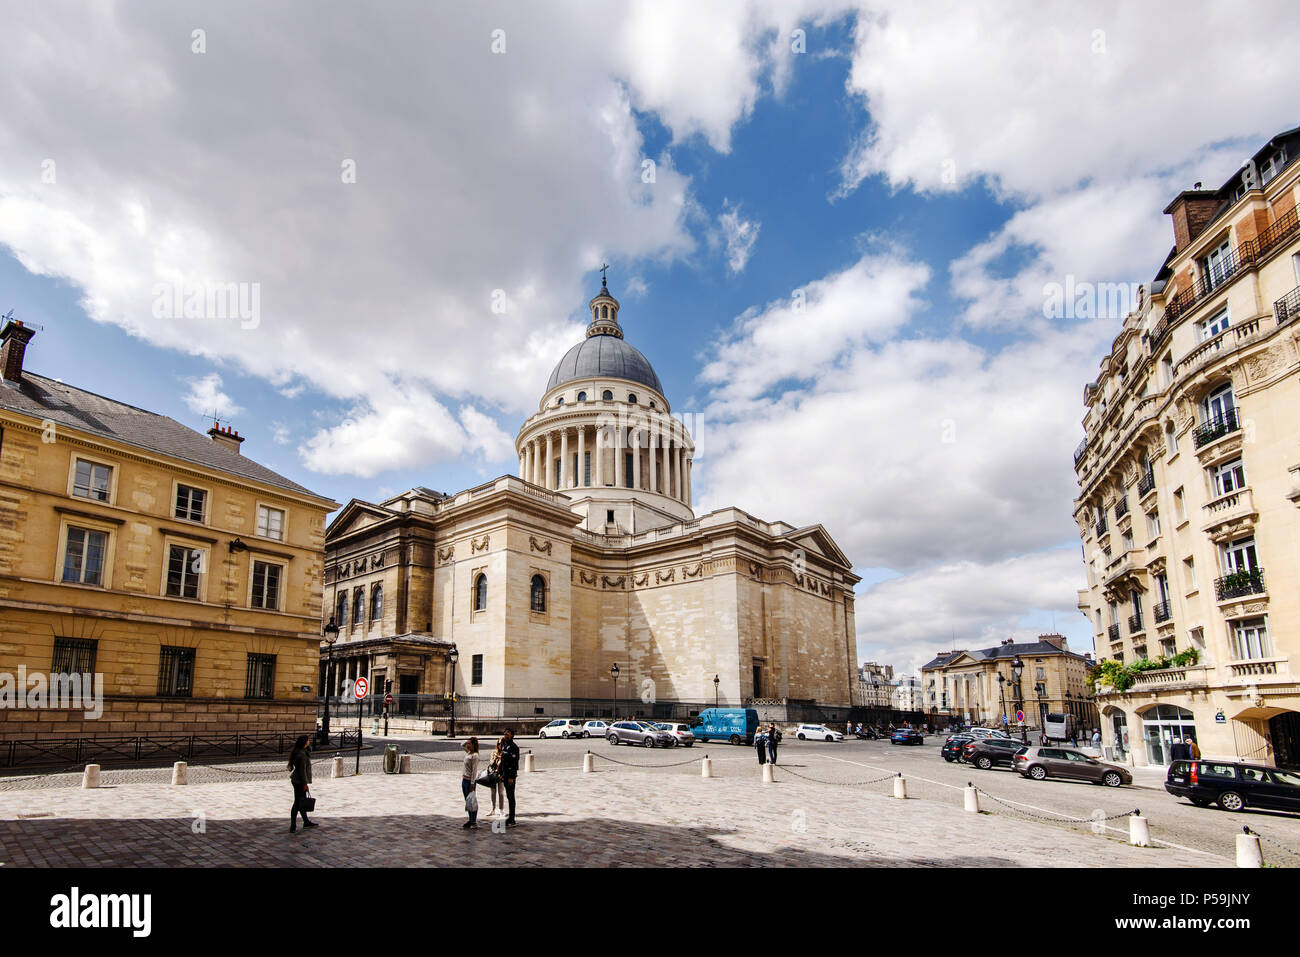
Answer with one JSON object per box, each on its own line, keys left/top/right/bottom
{"left": 1244, "top": 826, "right": 1300, "bottom": 861}
{"left": 973, "top": 785, "right": 1139, "bottom": 825}
{"left": 0, "top": 764, "right": 90, "bottom": 790}
{"left": 590, "top": 750, "right": 704, "bottom": 769}
{"left": 776, "top": 765, "right": 899, "bottom": 787}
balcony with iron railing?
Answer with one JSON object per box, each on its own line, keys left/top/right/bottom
{"left": 1276, "top": 285, "right": 1300, "bottom": 327}
{"left": 1107, "top": 623, "right": 1121, "bottom": 643}
{"left": 1152, "top": 600, "right": 1172, "bottom": 623}
{"left": 1074, "top": 438, "right": 1088, "bottom": 467}
{"left": 1214, "top": 567, "right": 1265, "bottom": 601}
{"left": 1137, "top": 468, "right": 1156, "bottom": 497}
{"left": 1193, "top": 407, "right": 1241, "bottom": 449}
{"left": 1094, "top": 515, "right": 1109, "bottom": 538}
{"left": 1128, "top": 613, "right": 1144, "bottom": 635}
{"left": 1113, "top": 496, "right": 1129, "bottom": 521}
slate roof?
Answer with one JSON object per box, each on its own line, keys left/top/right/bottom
{"left": 0, "top": 371, "right": 328, "bottom": 500}
{"left": 546, "top": 332, "right": 664, "bottom": 394}
{"left": 922, "top": 640, "right": 1089, "bottom": 671}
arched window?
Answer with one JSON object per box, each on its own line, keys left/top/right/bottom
{"left": 627, "top": 393, "right": 638, "bottom": 404}
{"left": 577, "top": 391, "right": 587, "bottom": 402}
{"left": 602, "top": 389, "right": 613, "bottom": 401}
{"left": 370, "top": 584, "right": 383, "bottom": 623}
{"left": 474, "top": 574, "right": 488, "bottom": 612}
{"left": 530, "top": 574, "right": 546, "bottom": 613}
{"left": 336, "top": 593, "right": 348, "bottom": 629}
{"left": 353, "top": 589, "right": 365, "bottom": 628}
{"left": 648, "top": 400, "right": 656, "bottom": 409}
{"left": 557, "top": 397, "right": 564, "bottom": 405}
{"left": 601, "top": 305, "right": 608, "bottom": 318}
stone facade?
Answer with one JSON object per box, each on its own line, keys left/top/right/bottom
{"left": 1073, "top": 127, "right": 1300, "bottom": 769}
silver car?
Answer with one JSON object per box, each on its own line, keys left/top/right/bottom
{"left": 606, "top": 720, "right": 675, "bottom": 748}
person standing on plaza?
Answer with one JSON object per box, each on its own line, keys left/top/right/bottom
{"left": 754, "top": 726, "right": 768, "bottom": 765}
{"left": 499, "top": 728, "right": 520, "bottom": 827}
{"left": 1092, "top": 727, "right": 1102, "bottom": 752}
{"left": 484, "top": 737, "right": 508, "bottom": 817}
{"left": 461, "top": 737, "right": 480, "bottom": 830}
{"left": 287, "top": 734, "right": 317, "bottom": 834}
{"left": 1186, "top": 737, "right": 1201, "bottom": 760}
{"left": 766, "top": 722, "right": 782, "bottom": 765}
{"left": 1169, "top": 737, "right": 1190, "bottom": 762}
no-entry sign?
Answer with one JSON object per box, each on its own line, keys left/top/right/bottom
{"left": 353, "top": 676, "right": 369, "bottom": 699}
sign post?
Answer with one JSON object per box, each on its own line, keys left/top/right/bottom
{"left": 353, "top": 676, "right": 369, "bottom": 774}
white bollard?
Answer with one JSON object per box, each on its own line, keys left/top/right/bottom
{"left": 1236, "top": 831, "right": 1264, "bottom": 868}
{"left": 582, "top": 752, "right": 595, "bottom": 773}
{"left": 81, "top": 764, "right": 100, "bottom": 789}
{"left": 524, "top": 751, "right": 536, "bottom": 773}
{"left": 331, "top": 755, "right": 344, "bottom": 779}
{"left": 399, "top": 754, "right": 411, "bottom": 774}
{"left": 171, "top": 761, "right": 188, "bottom": 786}
{"left": 701, "top": 755, "right": 713, "bottom": 779}
{"left": 762, "top": 763, "right": 775, "bottom": 784}
{"left": 963, "top": 784, "right": 979, "bottom": 813}
{"left": 893, "top": 774, "right": 907, "bottom": 799}
{"left": 1129, "top": 814, "right": 1151, "bottom": 847}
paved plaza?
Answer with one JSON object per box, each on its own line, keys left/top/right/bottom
{"left": 3, "top": 737, "right": 1291, "bottom": 867}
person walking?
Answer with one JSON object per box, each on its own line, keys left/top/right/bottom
{"left": 288, "top": 734, "right": 317, "bottom": 834}
{"left": 1091, "top": 727, "right": 1102, "bottom": 752}
{"left": 461, "top": 737, "right": 480, "bottom": 830}
{"left": 766, "top": 723, "right": 782, "bottom": 765}
{"left": 754, "top": 727, "right": 768, "bottom": 765}
{"left": 1186, "top": 737, "right": 1202, "bottom": 760}
{"left": 1168, "top": 737, "right": 1190, "bottom": 763}
{"left": 499, "top": 728, "right": 520, "bottom": 827}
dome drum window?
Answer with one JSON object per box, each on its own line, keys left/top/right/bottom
{"left": 473, "top": 574, "right": 487, "bottom": 612}
{"left": 530, "top": 574, "right": 547, "bottom": 614}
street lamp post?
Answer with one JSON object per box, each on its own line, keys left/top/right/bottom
{"left": 996, "top": 672, "right": 1007, "bottom": 728}
{"left": 318, "top": 618, "right": 339, "bottom": 746}
{"left": 713, "top": 674, "right": 720, "bottom": 708}
{"left": 447, "top": 646, "right": 459, "bottom": 738}
{"left": 611, "top": 663, "right": 620, "bottom": 719}
{"left": 1011, "top": 657, "right": 1026, "bottom": 744}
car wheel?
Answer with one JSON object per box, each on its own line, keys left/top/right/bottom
{"left": 561, "top": 731, "right": 569, "bottom": 739}
{"left": 1218, "top": 790, "right": 1246, "bottom": 812}
{"left": 976, "top": 756, "right": 993, "bottom": 770}
{"left": 1102, "top": 771, "right": 1123, "bottom": 788}
{"left": 642, "top": 737, "right": 654, "bottom": 748}
{"left": 607, "top": 735, "right": 618, "bottom": 745}
{"left": 798, "top": 733, "right": 806, "bottom": 740}
{"left": 730, "top": 735, "right": 742, "bottom": 746}
{"left": 1028, "top": 765, "right": 1047, "bottom": 781}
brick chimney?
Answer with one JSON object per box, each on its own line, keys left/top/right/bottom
{"left": 207, "top": 421, "right": 245, "bottom": 454}
{"left": 1, "top": 318, "right": 36, "bottom": 385}
{"left": 1039, "top": 633, "right": 1068, "bottom": 651}
{"left": 1163, "top": 189, "right": 1222, "bottom": 253}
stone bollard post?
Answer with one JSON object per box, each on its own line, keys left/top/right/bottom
{"left": 399, "top": 754, "right": 411, "bottom": 774}
{"left": 1129, "top": 813, "right": 1151, "bottom": 847}
{"left": 963, "top": 783, "right": 979, "bottom": 813}
{"left": 1236, "top": 829, "right": 1264, "bottom": 868}
{"left": 524, "top": 751, "right": 536, "bottom": 773}
{"left": 583, "top": 751, "right": 595, "bottom": 773}
{"left": 893, "top": 773, "right": 907, "bottom": 799}
{"left": 171, "top": 761, "right": 188, "bottom": 786}
{"left": 701, "top": 755, "right": 713, "bottom": 779}
{"left": 331, "top": 755, "right": 344, "bottom": 779}
{"left": 762, "top": 763, "right": 774, "bottom": 784}
{"left": 81, "top": 764, "right": 101, "bottom": 789}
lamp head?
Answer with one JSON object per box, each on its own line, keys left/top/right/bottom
{"left": 610, "top": 663, "right": 620, "bottom": 678}
{"left": 322, "top": 618, "right": 339, "bottom": 644}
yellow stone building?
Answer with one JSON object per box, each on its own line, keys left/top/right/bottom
{"left": 322, "top": 279, "right": 861, "bottom": 725}
{"left": 0, "top": 319, "right": 337, "bottom": 748}
{"left": 1074, "top": 126, "right": 1300, "bottom": 768}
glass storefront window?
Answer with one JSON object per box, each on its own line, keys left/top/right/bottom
{"left": 1140, "top": 704, "right": 1197, "bottom": 767}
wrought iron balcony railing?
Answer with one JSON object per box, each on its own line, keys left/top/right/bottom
{"left": 1114, "top": 496, "right": 1130, "bottom": 521}
{"left": 1193, "top": 407, "right": 1240, "bottom": 449}
{"left": 1214, "top": 567, "right": 1265, "bottom": 601}
{"left": 1137, "top": 468, "right": 1156, "bottom": 497}
{"left": 1276, "top": 285, "right": 1300, "bottom": 327}
{"left": 1107, "top": 623, "right": 1121, "bottom": 642}
{"left": 1152, "top": 600, "right": 1172, "bottom": 623}
{"left": 1128, "top": 613, "right": 1144, "bottom": 635}
{"left": 1074, "top": 438, "right": 1088, "bottom": 467}
{"left": 1095, "top": 516, "right": 1109, "bottom": 538}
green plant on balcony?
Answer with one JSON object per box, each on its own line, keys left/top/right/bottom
{"left": 1087, "top": 647, "right": 1199, "bottom": 694}
{"left": 1170, "top": 647, "right": 1200, "bottom": 667}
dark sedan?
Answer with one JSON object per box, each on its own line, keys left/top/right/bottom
{"left": 941, "top": 735, "right": 974, "bottom": 762}
{"left": 963, "top": 737, "right": 1027, "bottom": 770}
{"left": 891, "top": 730, "right": 924, "bottom": 746}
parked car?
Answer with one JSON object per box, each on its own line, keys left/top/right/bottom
{"left": 963, "top": 727, "right": 1010, "bottom": 739}
{"left": 654, "top": 722, "right": 696, "bottom": 747}
{"left": 891, "top": 730, "right": 924, "bottom": 746}
{"left": 795, "top": 724, "right": 843, "bottom": 741}
{"left": 606, "top": 720, "right": 675, "bottom": 748}
{"left": 963, "top": 737, "right": 1026, "bottom": 770}
{"left": 538, "top": 718, "right": 586, "bottom": 739}
{"left": 941, "top": 735, "right": 974, "bottom": 762}
{"left": 580, "top": 720, "right": 609, "bottom": 739}
{"left": 1165, "top": 760, "right": 1300, "bottom": 813}
{"left": 1014, "top": 746, "right": 1131, "bottom": 787}
{"left": 691, "top": 708, "right": 760, "bottom": 745}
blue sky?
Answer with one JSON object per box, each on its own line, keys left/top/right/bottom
{"left": 3, "top": 1, "right": 1296, "bottom": 675}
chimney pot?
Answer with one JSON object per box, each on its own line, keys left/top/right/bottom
{"left": 1, "top": 318, "right": 36, "bottom": 384}
{"left": 208, "top": 421, "right": 246, "bottom": 454}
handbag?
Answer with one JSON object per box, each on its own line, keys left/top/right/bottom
{"left": 476, "top": 770, "right": 499, "bottom": 788}
{"left": 465, "top": 789, "right": 479, "bottom": 813}
{"left": 300, "top": 795, "right": 317, "bottom": 812}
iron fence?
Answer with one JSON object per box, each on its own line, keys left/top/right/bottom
{"left": 1, "top": 731, "right": 310, "bottom": 771}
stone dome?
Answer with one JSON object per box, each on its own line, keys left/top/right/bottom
{"left": 545, "top": 334, "right": 664, "bottom": 394}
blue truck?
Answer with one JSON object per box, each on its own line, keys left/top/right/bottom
{"left": 690, "top": 708, "right": 760, "bottom": 745}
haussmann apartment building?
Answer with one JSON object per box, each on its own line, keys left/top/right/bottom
{"left": 1073, "top": 126, "right": 1300, "bottom": 770}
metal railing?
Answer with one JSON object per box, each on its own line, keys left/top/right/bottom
{"left": 1113, "top": 496, "right": 1129, "bottom": 521}
{"left": 1, "top": 731, "right": 306, "bottom": 771}
{"left": 1276, "top": 285, "right": 1300, "bottom": 326}
{"left": 1193, "top": 408, "right": 1241, "bottom": 449}
{"left": 1107, "top": 623, "right": 1121, "bottom": 642}
{"left": 1137, "top": 468, "right": 1156, "bottom": 497}
{"left": 1152, "top": 600, "right": 1172, "bottom": 623}
{"left": 1073, "top": 438, "right": 1088, "bottom": 466}
{"left": 1214, "top": 567, "right": 1266, "bottom": 601}
{"left": 1128, "top": 613, "right": 1144, "bottom": 635}
{"left": 1095, "top": 516, "right": 1109, "bottom": 538}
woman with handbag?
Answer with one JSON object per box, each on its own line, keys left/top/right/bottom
{"left": 461, "top": 737, "right": 480, "bottom": 830}
{"left": 288, "top": 735, "right": 317, "bottom": 834}
{"left": 481, "top": 739, "right": 506, "bottom": 818}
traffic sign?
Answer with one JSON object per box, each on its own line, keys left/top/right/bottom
{"left": 353, "top": 676, "right": 369, "bottom": 699}
{"left": 1015, "top": 710, "right": 1025, "bottom": 723}
{"left": 384, "top": 692, "right": 394, "bottom": 706}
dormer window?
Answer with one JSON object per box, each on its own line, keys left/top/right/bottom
{"left": 601, "top": 305, "right": 608, "bottom": 318}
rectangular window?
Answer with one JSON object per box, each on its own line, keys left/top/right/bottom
{"left": 256, "top": 505, "right": 285, "bottom": 541}
{"left": 52, "top": 637, "right": 98, "bottom": 674}
{"left": 1201, "top": 240, "right": 1233, "bottom": 293}
{"left": 1211, "top": 458, "right": 1246, "bottom": 496}
{"left": 250, "top": 560, "right": 282, "bottom": 610}
{"left": 1146, "top": 510, "right": 1160, "bottom": 540}
{"left": 606, "top": 509, "right": 615, "bottom": 525}
{"left": 1122, "top": 529, "right": 1134, "bottom": 551}
{"left": 1184, "top": 556, "right": 1197, "bottom": 590}
{"left": 158, "top": 646, "right": 196, "bottom": 697}
{"left": 62, "top": 526, "right": 107, "bottom": 585}
{"left": 245, "top": 653, "right": 276, "bottom": 699}
{"left": 472, "top": 654, "right": 483, "bottom": 686}
{"left": 1160, "top": 637, "right": 1177, "bottom": 658}
{"left": 1231, "top": 618, "right": 1271, "bottom": 661}
{"left": 1174, "top": 487, "right": 1186, "bottom": 522}
{"left": 174, "top": 484, "right": 206, "bottom": 522}
{"left": 624, "top": 452, "right": 633, "bottom": 488}
{"left": 166, "top": 545, "right": 203, "bottom": 599}
{"left": 1222, "top": 536, "right": 1258, "bottom": 574}
{"left": 72, "top": 459, "right": 112, "bottom": 501}
{"left": 583, "top": 451, "right": 591, "bottom": 487}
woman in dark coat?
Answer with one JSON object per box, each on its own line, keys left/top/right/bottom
{"left": 288, "top": 735, "right": 316, "bottom": 833}
{"left": 754, "top": 727, "right": 768, "bottom": 765}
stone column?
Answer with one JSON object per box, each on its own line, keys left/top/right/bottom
{"left": 632, "top": 426, "right": 642, "bottom": 491}
{"left": 519, "top": 451, "right": 525, "bottom": 478}
{"left": 685, "top": 454, "right": 692, "bottom": 506}
{"left": 560, "top": 427, "right": 570, "bottom": 489}
{"left": 649, "top": 421, "right": 658, "bottom": 493}
{"left": 595, "top": 425, "right": 605, "bottom": 487}
{"left": 577, "top": 425, "right": 586, "bottom": 487}
{"left": 545, "top": 431, "right": 554, "bottom": 490}
{"left": 615, "top": 425, "right": 624, "bottom": 489}
{"left": 667, "top": 435, "right": 675, "bottom": 499}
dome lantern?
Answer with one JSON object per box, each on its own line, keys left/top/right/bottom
{"left": 587, "top": 266, "right": 622, "bottom": 339}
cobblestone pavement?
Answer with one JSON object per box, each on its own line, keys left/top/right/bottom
{"left": 0, "top": 747, "right": 1241, "bottom": 868}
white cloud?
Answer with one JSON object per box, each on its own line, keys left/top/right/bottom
{"left": 718, "top": 200, "right": 761, "bottom": 274}
{"left": 181, "top": 373, "right": 243, "bottom": 419}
